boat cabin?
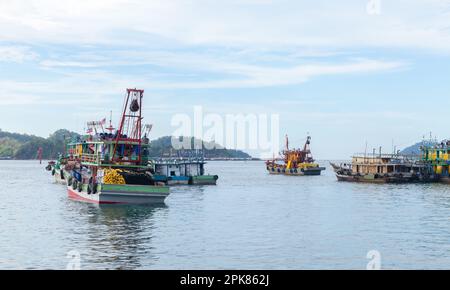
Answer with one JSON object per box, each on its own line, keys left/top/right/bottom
{"left": 421, "top": 141, "right": 450, "bottom": 176}
{"left": 66, "top": 134, "right": 150, "bottom": 168}
{"left": 351, "top": 154, "right": 422, "bottom": 175}
{"left": 152, "top": 158, "right": 205, "bottom": 177}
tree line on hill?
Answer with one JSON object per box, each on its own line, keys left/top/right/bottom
{"left": 0, "top": 129, "right": 80, "bottom": 160}
{"left": 0, "top": 129, "right": 252, "bottom": 160}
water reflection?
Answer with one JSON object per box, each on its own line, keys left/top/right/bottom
{"left": 70, "top": 203, "right": 167, "bottom": 269}
{"left": 171, "top": 185, "right": 207, "bottom": 201}
{"left": 5, "top": 160, "right": 450, "bottom": 269}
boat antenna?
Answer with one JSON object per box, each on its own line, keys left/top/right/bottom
{"left": 303, "top": 135, "right": 311, "bottom": 152}
{"left": 285, "top": 134, "right": 289, "bottom": 151}
{"left": 364, "top": 141, "right": 368, "bottom": 163}
{"left": 106, "top": 110, "right": 115, "bottom": 133}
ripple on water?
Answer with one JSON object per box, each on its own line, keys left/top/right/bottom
{"left": 1, "top": 160, "right": 450, "bottom": 269}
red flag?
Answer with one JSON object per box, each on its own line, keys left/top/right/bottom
{"left": 101, "top": 118, "right": 106, "bottom": 125}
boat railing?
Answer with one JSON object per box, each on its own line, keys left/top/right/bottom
{"left": 152, "top": 157, "right": 205, "bottom": 164}
{"left": 80, "top": 153, "right": 101, "bottom": 164}
{"left": 353, "top": 153, "right": 421, "bottom": 161}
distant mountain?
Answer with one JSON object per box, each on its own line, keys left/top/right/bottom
{"left": 400, "top": 141, "right": 438, "bottom": 155}
{"left": 148, "top": 136, "right": 252, "bottom": 159}
{"left": 0, "top": 129, "right": 252, "bottom": 160}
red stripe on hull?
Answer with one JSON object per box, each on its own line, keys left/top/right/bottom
{"left": 67, "top": 188, "right": 122, "bottom": 204}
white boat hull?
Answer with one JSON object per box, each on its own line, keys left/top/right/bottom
{"left": 67, "top": 184, "right": 170, "bottom": 205}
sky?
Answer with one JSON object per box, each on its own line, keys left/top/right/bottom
{"left": 1, "top": 0, "right": 450, "bottom": 159}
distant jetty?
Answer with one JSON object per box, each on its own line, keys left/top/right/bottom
{"left": 206, "top": 157, "right": 260, "bottom": 161}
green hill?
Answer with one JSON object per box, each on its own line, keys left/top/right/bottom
{"left": 0, "top": 137, "right": 21, "bottom": 157}
{"left": 0, "top": 129, "right": 80, "bottom": 159}
{"left": 148, "top": 136, "right": 252, "bottom": 159}
{"left": 0, "top": 129, "right": 252, "bottom": 160}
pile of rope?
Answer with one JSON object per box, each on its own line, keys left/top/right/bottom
{"left": 119, "top": 170, "right": 154, "bottom": 185}
{"left": 103, "top": 169, "right": 154, "bottom": 185}
{"left": 103, "top": 169, "right": 126, "bottom": 185}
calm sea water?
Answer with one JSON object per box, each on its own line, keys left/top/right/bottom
{"left": 1, "top": 160, "right": 450, "bottom": 269}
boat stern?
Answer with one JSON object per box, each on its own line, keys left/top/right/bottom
{"left": 190, "top": 175, "right": 219, "bottom": 185}
{"left": 99, "top": 184, "right": 170, "bottom": 204}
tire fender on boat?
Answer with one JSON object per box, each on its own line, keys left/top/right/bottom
{"left": 87, "top": 177, "right": 95, "bottom": 195}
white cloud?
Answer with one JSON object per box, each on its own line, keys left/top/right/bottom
{"left": 0, "top": 0, "right": 449, "bottom": 52}
{"left": 0, "top": 45, "right": 37, "bottom": 62}
{"left": 40, "top": 60, "right": 99, "bottom": 68}
{"left": 139, "top": 58, "right": 406, "bottom": 89}
{"left": 0, "top": 0, "right": 447, "bottom": 157}
{"left": 0, "top": 57, "right": 404, "bottom": 107}
{"left": 35, "top": 45, "right": 407, "bottom": 89}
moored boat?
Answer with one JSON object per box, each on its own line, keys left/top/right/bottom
{"left": 47, "top": 156, "right": 72, "bottom": 185}
{"left": 151, "top": 156, "right": 218, "bottom": 185}
{"left": 331, "top": 151, "right": 434, "bottom": 183}
{"left": 266, "top": 135, "right": 325, "bottom": 176}
{"left": 61, "top": 88, "right": 170, "bottom": 205}
{"left": 67, "top": 181, "right": 169, "bottom": 205}
{"left": 420, "top": 140, "right": 450, "bottom": 184}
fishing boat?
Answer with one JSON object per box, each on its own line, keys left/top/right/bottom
{"left": 62, "top": 88, "right": 169, "bottom": 205}
{"left": 151, "top": 157, "right": 219, "bottom": 185}
{"left": 420, "top": 140, "right": 450, "bottom": 184}
{"left": 46, "top": 157, "right": 68, "bottom": 185}
{"left": 266, "top": 135, "right": 325, "bottom": 176}
{"left": 331, "top": 149, "right": 434, "bottom": 183}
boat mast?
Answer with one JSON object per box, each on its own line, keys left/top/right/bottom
{"left": 104, "top": 110, "right": 115, "bottom": 133}
{"left": 112, "top": 88, "right": 144, "bottom": 164}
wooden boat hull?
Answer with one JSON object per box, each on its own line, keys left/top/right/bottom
{"left": 190, "top": 175, "right": 219, "bottom": 185}
{"left": 335, "top": 174, "right": 421, "bottom": 184}
{"left": 67, "top": 183, "right": 170, "bottom": 205}
{"left": 167, "top": 180, "right": 189, "bottom": 186}
{"left": 153, "top": 175, "right": 218, "bottom": 185}
{"left": 167, "top": 176, "right": 190, "bottom": 185}
{"left": 267, "top": 166, "right": 325, "bottom": 176}
{"left": 440, "top": 177, "right": 450, "bottom": 184}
